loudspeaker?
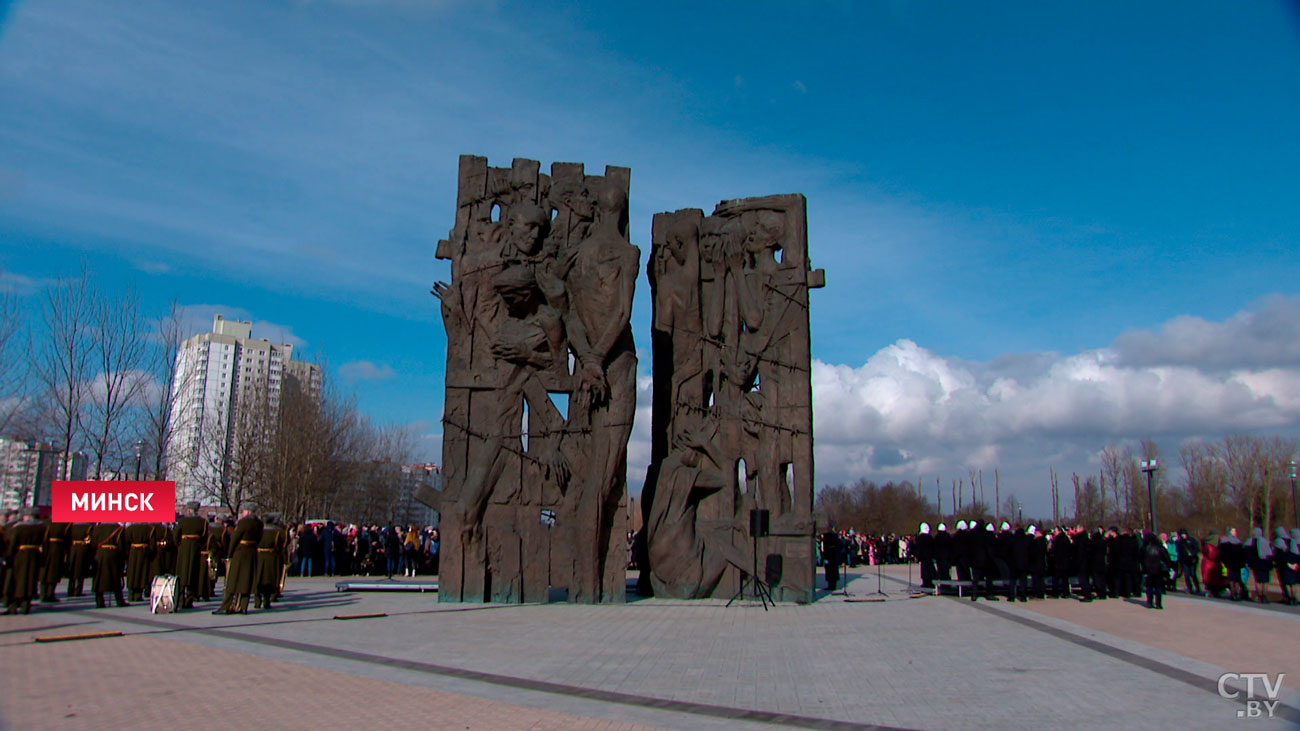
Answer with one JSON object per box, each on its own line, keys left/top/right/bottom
{"left": 749, "top": 509, "right": 770, "bottom": 538}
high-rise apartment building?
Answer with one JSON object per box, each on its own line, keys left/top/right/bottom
{"left": 0, "top": 438, "right": 88, "bottom": 512}
{"left": 165, "top": 314, "right": 321, "bottom": 502}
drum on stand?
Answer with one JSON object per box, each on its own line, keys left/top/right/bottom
{"left": 150, "top": 574, "right": 178, "bottom": 614}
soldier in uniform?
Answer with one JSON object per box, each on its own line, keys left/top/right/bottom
{"left": 5, "top": 507, "right": 47, "bottom": 614}
{"left": 40, "top": 519, "right": 71, "bottom": 602}
{"left": 254, "top": 513, "right": 288, "bottom": 609}
{"left": 124, "top": 521, "right": 155, "bottom": 602}
{"left": 150, "top": 522, "right": 176, "bottom": 580}
{"left": 91, "top": 521, "right": 128, "bottom": 607}
{"left": 67, "top": 522, "right": 95, "bottom": 597}
{"left": 173, "top": 502, "right": 207, "bottom": 610}
{"left": 198, "top": 519, "right": 223, "bottom": 602}
{"left": 217, "top": 509, "right": 263, "bottom": 614}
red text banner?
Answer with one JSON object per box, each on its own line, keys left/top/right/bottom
{"left": 52, "top": 481, "right": 176, "bottom": 523}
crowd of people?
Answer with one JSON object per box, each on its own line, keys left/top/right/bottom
{"left": 897, "top": 521, "right": 1300, "bottom": 609}
{"left": 0, "top": 505, "right": 441, "bottom": 616}
{"left": 286, "top": 521, "right": 439, "bottom": 579}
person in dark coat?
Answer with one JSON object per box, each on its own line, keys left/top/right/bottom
{"left": 1276, "top": 528, "right": 1300, "bottom": 606}
{"left": 1245, "top": 527, "right": 1273, "bottom": 604}
{"left": 1219, "top": 528, "right": 1246, "bottom": 601}
{"left": 174, "top": 502, "right": 207, "bottom": 609}
{"left": 198, "top": 520, "right": 223, "bottom": 602}
{"left": 969, "top": 523, "right": 997, "bottom": 601}
{"left": 297, "top": 523, "right": 317, "bottom": 577}
{"left": 1087, "top": 528, "right": 1109, "bottom": 600}
{"left": 952, "top": 521, "right": 972, "bottom": 582}
{"left": 1118, "top": 528, "right": 1142, "bottom": 598}
{"left": 39, "top": 520, "right": 70, "bottom": 603}
{"left": 66, "top": 522, "right": 94, "bottom": 597}
{"left": 933, "top": 523, "right": 953, "bottom": 582}
{"left": 254, "top": 514, "right": 288, "bottom": 609}
{"left": 5, "top": 508, "right": 46, "bottom": 615}
{"left": 320, "top": 521, "right": 338, "bottom": 576}
{"left": 820, "top": 528, "right": 842, "bottom": 591}
{"left": 1049, "top": 527, "right": 1072, "bottom": 598}
{"left": 1142, "top": 531, "right": 1171, "bottom": 609}
{"left": 217, "top": 509, "right": 263, "bottom": 614}
{"left": 1027, "top": 525, "right": 1048, "bottom": 598}
{"left": 1070, "top": 526, "right": 1093, "bottom": 601}
{"left": 123, "top": 522, "right": 155, "bottom": 602}
{"left": 90, "top": 521, "right": 128, "bottom": 608}
{"left": 1176, "top": 529, "right": 1202, "bottom": 595}
{"left": 913, "top": 523, "right": 935, "bottom": 589}
{"left": 1009, "top": 525, "right": 1031, "bottom": 602}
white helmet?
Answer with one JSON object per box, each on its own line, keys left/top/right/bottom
{"left": 937, "top": 523, "right": 947, "bottom": 532}
{"left": 1027, "top": 525, "right": 1037, "bottom": 536}
{"left": 1000, "top": 521, "right": 1010, "bottom": 531}
{"left": 919, "top": 522, "right": 931, "bottom": 535}
{"left": 956, "top": 520, "right": 968, "bottom": 530}
{"left": 986, "top": 523, "right": 995, "bottom": 532}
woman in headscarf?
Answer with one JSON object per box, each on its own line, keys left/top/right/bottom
{"left": 1219, "top": 528, "right": 1246, "bottom": 601}
{"left": 1201, "top": 531, "right": 1228, "bottom": 598}
{"left": 1244, "top": 527, "right": 1273, "bottom": 603}
{"left": 1273, "top": 527, "right": 1299, "bottom": 606}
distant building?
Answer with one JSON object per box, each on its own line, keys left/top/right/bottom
{"left": 398, "top": 463, "right": 441, "bottom": 528}
{"left": 0, "top": 438, "right": 88, "bottom": 512}
{"left": 165, "top": 314, "right": 322, "bottom": 502}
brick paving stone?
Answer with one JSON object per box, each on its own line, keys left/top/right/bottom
{"left": 1, "top": 572, "right": 1297, "bottom": 729}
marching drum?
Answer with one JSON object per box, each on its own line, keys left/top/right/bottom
{"left": 150, "top": 574, "right": 178, "bottom": 614}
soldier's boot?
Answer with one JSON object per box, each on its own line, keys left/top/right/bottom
{"left": 95, "top": 593, "right": 107, "bottom": 608}
{"left": 115, "top": 591, "right": 129, "bottom": 607}
{"left": 41, "top": 584, "right": 59, "bottom": 602}
{"left": 254, "top": 595, "right": 263, "bottom": 609}
{"left": 21, "top": 600, "right": 31, "bottom": 615}
{"left": 4, "top": 603, "right": 15, "bottom": 615}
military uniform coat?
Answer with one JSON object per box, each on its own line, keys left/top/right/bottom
{"left": 124, "top": 524, "right": 156, "bottom": 592}
{"left": 91, "top": 523, "right": 126, "bottom": 593}
{"left": 173, "top": 516, "right": 207, "bottom": 593}
{"left": 5, "top": 520, "right": 47, "bottom": 604}
{"left": 254, "top": 525, "right": 288, "bottom": 591}
{"left": 67, "top": 523, "right": 94, "bottom": 584}
{"left": 40, "top": 521, "right": 71, "bottom": 586}
{"left": 224, "top": 517, "right": 264, "bottom": 595}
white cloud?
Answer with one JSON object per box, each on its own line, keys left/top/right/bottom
{"left": 339, "top": 360, "right": 396, "bottom": 382}
{"left": 811, "top": 301, "right": 1300, "bottom": 510}
{"left": 1112, "top": 294, "right": 1300, "bottom": 370}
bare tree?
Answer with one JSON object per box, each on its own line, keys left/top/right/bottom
{"left": 142, "top": 300, "right": 193, "bottom": 481}
{"left": 85, "top": 286, "right": 148, "bottom": 478}
{"left": 33, "top": 270, "right": 95, "bottom": 476}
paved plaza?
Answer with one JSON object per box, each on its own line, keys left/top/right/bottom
{"left": 2, "top": 566, "right": 1298, "bottom": 730}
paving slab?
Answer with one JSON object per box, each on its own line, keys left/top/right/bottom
{"left": 1, "top": 571, "right": 1296, "bottom": 730}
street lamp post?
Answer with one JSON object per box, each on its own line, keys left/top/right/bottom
{"left": 1290, "top": 460, "right": 1298, "bottom": 530}
{"left": 1141, "top": 459, "right": 1159, "bottom": 535}
{"left": 134, "top": 440, "right": 144, "bottom": 481}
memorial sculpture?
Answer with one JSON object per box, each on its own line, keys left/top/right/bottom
{"left": 431, "top": 156, "right": 636, "bottom": 604}
{"left": 642, "top": 195, "right": 824, "bottom": 603}
{"left": 427, "top": 154, "right": 822, "bottom": 605}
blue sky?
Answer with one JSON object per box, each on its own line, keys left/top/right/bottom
{"left": 3, "top": 0, "right": 1299, "bottom": 517}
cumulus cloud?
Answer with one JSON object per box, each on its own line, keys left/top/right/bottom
{"left": 812, "top": 302, "right": 1300, "bottom": 497}
{"left": 339, "top": 360, "right": 396, "bottom": 382}
{"left": 1112, "top": 295, "right": 1300, "bottom": 370}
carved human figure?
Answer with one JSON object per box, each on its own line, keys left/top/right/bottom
{"left": 645, "top": 416, "right": 747, "bottom": 599}
{"left": 562, "top": 179, "right": 639, "bottom": 602}
{"left": 450, "top": 264, "right": 567, "bottom": 547}
{"left": 653, "top": 215, "right": 704, "bottom": 421}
